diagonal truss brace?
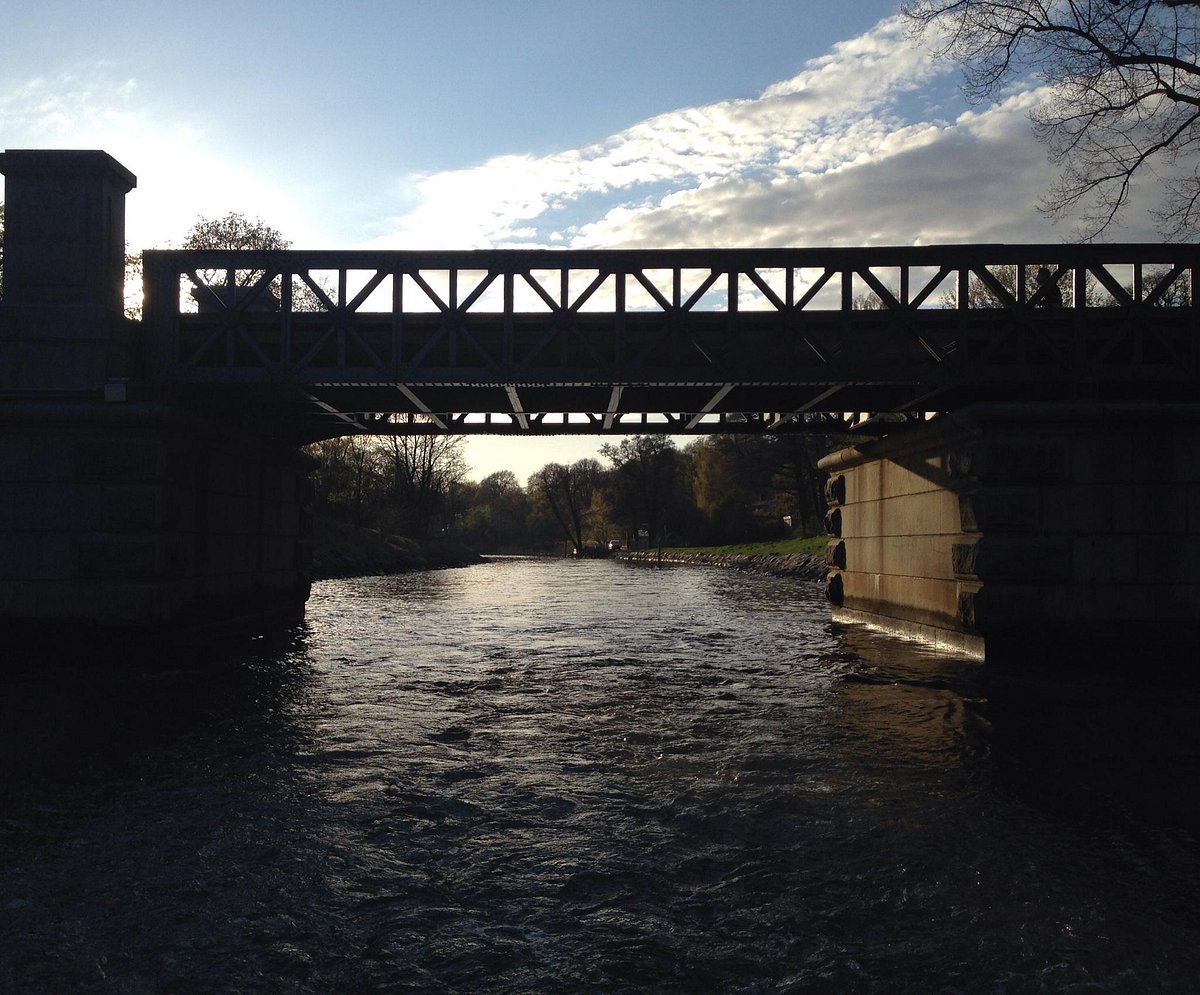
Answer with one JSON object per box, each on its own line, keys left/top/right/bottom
{"left": 395, "top": 384, "right": 448, "bottom": 431}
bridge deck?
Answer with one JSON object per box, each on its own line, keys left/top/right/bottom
{"left": 141, "top": 244, "right": 1199, "bottom": 440}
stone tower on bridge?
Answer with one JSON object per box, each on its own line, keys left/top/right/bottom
{"left": 0, "top": 151, "right": 313, "bottom": 650}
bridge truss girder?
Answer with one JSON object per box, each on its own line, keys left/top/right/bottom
{"left": 142, "top": 245, "right": 1200, "bottom": 441}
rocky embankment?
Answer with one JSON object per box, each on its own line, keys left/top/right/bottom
{"left": 618, "top": 549, "right": 826, "bottom": 581}
{"left": 310, "top": 518, "right": 484, "bottom": 580}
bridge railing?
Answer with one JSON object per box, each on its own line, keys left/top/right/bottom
{"left": 140, "top": 244, "right": 1199, "bottom": 436}
{"left": 143, "top": 243, "right": 1197, "bottom": 378}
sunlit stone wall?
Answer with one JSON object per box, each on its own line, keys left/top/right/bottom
{"left": 820, "top": 404, "right": 1200, "bottom": 665}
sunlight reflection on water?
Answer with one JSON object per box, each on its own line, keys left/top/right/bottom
{"left": 2, "top": 558, "right": 1199, "bottom": 992}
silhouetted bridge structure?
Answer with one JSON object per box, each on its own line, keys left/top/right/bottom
{"left": 143, "top": 244, "right": 1198, "bottom": 441}
{"left": 3, "top": 150, "right": 1199, "bottom": 664}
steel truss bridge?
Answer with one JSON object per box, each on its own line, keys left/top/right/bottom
{"left": 141, "top": 244, "right": 1199, "bottom": 441}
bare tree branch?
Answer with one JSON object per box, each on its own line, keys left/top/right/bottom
{"left": 903, "top": 0, "right": 1200, "bottom": 237}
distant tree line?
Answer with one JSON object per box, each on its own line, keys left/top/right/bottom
{"left": 308, "top": 433, "right": 471, "bottom": 539}
{"left": 306, "top": 429, "right": 842, "bottom": 555}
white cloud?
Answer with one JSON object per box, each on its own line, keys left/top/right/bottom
{"left": 361, "top": 16, "right": 954, "bottom": 248}
{"left": 3, "top": 14, "right": 1169, "bottom": 260}
{"left": 366, "top": 14, "right": 1165, "bottom": 252}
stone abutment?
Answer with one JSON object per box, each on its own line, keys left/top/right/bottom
{"left": 819, "top": 404, "right": 1200, "bottom": 664}
{"left": 1, "top": 150, "right": 313, "bottom": 648}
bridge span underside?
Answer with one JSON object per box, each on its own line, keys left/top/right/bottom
{"left": 142, "top": 247, "right": 1198, "bottom": 442}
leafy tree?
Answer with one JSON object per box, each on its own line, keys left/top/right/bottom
{"left": 183, "top": 212, "right": 290, "bottom": 253}
{"left": 903, "top": 1, "right": 1200, "bottom": 236}
{"left": 689, "top": 436, "right": 755, "bottom": 518}
{"left": 180, "top": 212, "right": 326, "bottom": 311}
{"left": 181, "top": 212, "right": 288, "bottom": 307}
{"left": 600, "top": 435, "right": 687, "bottom": 550}
{"left": 686, "top": 434, "right": 827, "bottom": 542}
{"left": 530, "top": 459, "right": 603, "bottom": 554}
{"left": 582, "top": 483, "right": 626, "bottom": 548}
{"left": 764, "top": 433, "right": 841, "bottom": 535}
{"left": 463, "top": 469, "right": 532, "bottom": 550}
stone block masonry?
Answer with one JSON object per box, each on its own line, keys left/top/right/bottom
{"left": 0, "top": 403, "right": 313, "bottom": 641}
{"left": 0, "top": 149, "right": 315, "bottom": 649}
{"left": 819, "top": 404, "right": 1200, "bottom": 665}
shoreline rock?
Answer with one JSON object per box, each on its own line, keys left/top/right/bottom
{"left": 617, "top": 549, "right": 826, "bottom": 581}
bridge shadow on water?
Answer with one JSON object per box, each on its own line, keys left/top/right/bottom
{"left": 0, "top": 623, "right": 318, "bottom": 810}
{"left": 985, "top": 667, "right": 1200, "bottom": 832}
{"left": 831, "top": 622, "right": 1200, "bottom": 834}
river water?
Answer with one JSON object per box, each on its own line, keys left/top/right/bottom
{"left": 3, "top": 558, "right": 1200, "bottom": 992}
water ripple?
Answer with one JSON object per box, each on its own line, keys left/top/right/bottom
{"left": 3, "top": 559, "right": 1200, "bottom": 991}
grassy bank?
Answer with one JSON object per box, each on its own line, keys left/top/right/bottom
{"left": 657, "top": 535, "right": 829, "bottom": 558}
{"left": 619, "top": 534, "right": 829, "bottom": 581}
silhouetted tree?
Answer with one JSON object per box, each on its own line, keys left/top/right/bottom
{"left": 309, "top": 436, "right": 361, "bottom": 513}
{"left": 531, "top": 459, "right": 603, "bottom": 554}
{"left": 904, "top": 1, "right": 1200, "bottom": 236}
{"left": 379, "top": 433, "right": 469, "bottom": 538}
{"left": 307, "top": 435, "right": 383, "bottom": 527}
{"left": 766, "top": 433, "right": 841, "bottom": 535}
{"left": 601, "top": 435, "right": 687, "bottom": 550}
{"left": 462, "top": 469, "right": 531, "bottom": 550}
{"left": 180, "top": 212, "right": 326, "bottom": 311}
{"left": 307, "top": 431, "right": 467, "bottom": 537}
{"left": 936, "top": 260, "right": 1191, "bottom": 308}
{"left": 937, "top": 262, "right": 1068, "bottom": 308}
{"left": 1143, "top": 264, "right": 1192, "bottom": 305}
{"left": 183, "top": 212, "right": 290, "bottom": 254}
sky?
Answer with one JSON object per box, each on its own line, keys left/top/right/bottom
{"left": 1, "top": 0, "right": 1171, "bottom": 484}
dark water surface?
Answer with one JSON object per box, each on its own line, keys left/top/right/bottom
{"left": 3, "top": 558, "right": 1199, "bottom": 992}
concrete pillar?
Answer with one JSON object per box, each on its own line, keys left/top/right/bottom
{"left": 0, "top": 149, "right": 136, "bottom": 309}
{"left": 819, "top": 404, "right": 1200, "bottom": 665}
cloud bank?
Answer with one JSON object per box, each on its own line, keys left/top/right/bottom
{"left": 1, "top": 15, "right": 1168, "bottom": 253}
{"left": 370, "top": 16, "right": 1163, "bottom": 250}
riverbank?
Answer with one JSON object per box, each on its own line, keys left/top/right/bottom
{"left": 310, "top": 518, "right": 484, "bottom": 580}
{"left": 618, "top": 537, "right": 827, "bottom": 581}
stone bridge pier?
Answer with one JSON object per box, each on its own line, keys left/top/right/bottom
{"left": 0, "top": 151, "right": 312, "bottom": 648}
{"left": 820, "top": 405, "right": 1200, "bottom": 664}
